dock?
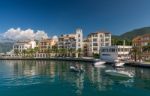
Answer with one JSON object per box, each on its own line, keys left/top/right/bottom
{"left": 125, "top": 62, "right": 150, "bottom": 68}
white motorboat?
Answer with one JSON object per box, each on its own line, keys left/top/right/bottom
{"left": 105, "top": 70, "right": 133, "bottom": 78}
{"left": 113, "top": 59, "right": 125, "bottom": 67}
{"left": 94, "top": 65, "right": 106, "bottom": 68}
{"left": 115, "top": 62, "right": 125, "bottom": 67}
{"left": 94, "top": 61, "right": 106, "bottom": 66}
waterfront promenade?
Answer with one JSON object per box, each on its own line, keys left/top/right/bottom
{"left": 0, "top": 57, "right": 150, "bottom": 68}
{"left": 125, "top": 62, "right": 150, "bottom": 68}
{"left": 0, "top": 57, "right": 96, "bottom": 62}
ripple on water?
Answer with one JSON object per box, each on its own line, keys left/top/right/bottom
{"left": 0, "top": 74, "right": 56, "bottom": 87}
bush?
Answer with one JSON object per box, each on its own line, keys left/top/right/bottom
{"left": 93, "top": 53, "right": 100, "bottom": 59}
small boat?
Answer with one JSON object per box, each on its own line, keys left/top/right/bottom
{"left": 113, "top": 59, "right": 125, "bottom": 67}
{"left": 105, "top": 70, "right": 133, "bottom": 78}
{"left": 115, "top": 62, "right": 125, "bottom": 67}
{"left": 94, "top": 61, "right": 106, "bottom": 66}
{"left": 94, "top": 65, "right": 106, "bottom": 68}
{"left": 70, "top": 66, "right": 84, "bottom": 73}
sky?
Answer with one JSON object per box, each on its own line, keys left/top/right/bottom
{"left": 0, "top": 0, "right": 150, "bottom": 38}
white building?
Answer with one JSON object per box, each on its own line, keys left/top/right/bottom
{"left": 100, "top": 45, "right": 132, "bottom": 62}
{"left": 13, "top": 40, "right": 36, "bottom": 53}
{"left": 87, "top": 32, "right": 111, "bottom": 56}
{"left": 58, "top": 28, "right": 83, "bottom": 57}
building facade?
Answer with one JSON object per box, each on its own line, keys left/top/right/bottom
{"left": 132, "top": 34, "right": 150, "bottom": 60}
{"left": 100, "top": 45, "right": 132, "bottom": 62}
{"left": 58, "top": 28, "right": 83, "bottom": 57}
{"left": 38, "top": 38, "right": 57, "bottom": 53}
{"left": 35, "top": 38, "right": 58, "bottom": 58}
{"left": 83, "top": 39, "right": 88, "bottom": 57}
{"left": 87, "top": 32, "right": 111, "bottom": 56}
{"left": 13, "top": 40, "right": 36, "bottom": 53}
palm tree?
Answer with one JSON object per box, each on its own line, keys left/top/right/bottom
{"left": 142, "top": 44, "right": 150, "bottom": 52}
{"left": 68, "top": 48, "right": 74, "bottom": 57}
{"left": 14, "top": 49, "right": 19, "bottom": 56}
{"left": 59, "top": 48, "right": 66, "bottom": 57}
{"left": 27, "top": 48, "right": 35, "bottom": 57}
{"left": 47, "top": 47, "right": 52, "bottom": 57}
{"left": 34, "top": 47, "right": 39, "bottom": 53}
{"left": 52, "top": 46, "right": 59, "bottom": 57}
{"left": 22, "top": 49, "right": 27, "bottom": 57}
{"left": 129, "top": 46, "right": 142, "bottom": 62}
{"left": 77, "top": 48, "right": 82, "bottom": 57}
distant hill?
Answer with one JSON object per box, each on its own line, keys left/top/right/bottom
{"left": 0, "top": 42, "right": 14, "bottom": 53}
{"left": 0, "top": 36, "right": 14, "bottom": 53}
{"left": 113, "top": 27, "right": 150, "bottom": 40}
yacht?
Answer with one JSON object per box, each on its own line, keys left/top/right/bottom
{"left": 100, "top": 45, "right": 132, "bottom": 63}
{"left": 113, "top": 59, "right": 125, "bottom": 67}
{"left": 94, "top": 61, "right": 106, "bottom": 66}
{"left": 105, "top": 70, "right": 134, "bottom": 78}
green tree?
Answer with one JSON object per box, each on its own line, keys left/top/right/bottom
{"left": 52, "top": 46, "right": 59, "bottom": 57}
{"left": 14, "top": 49, "right": 19, "bottom": 56}
{"left": 68, "top": 48, "right": 75, "bottom": 57}
{"left": 142, "top": 43, "right": 150, "bottom": 52}
{"left": 27, "top": 48, "right": 35, "bottom": 57}
{"left": 47, "top": 47, "right": 52, "bottom": 57}
{"left": 77, "top": 48, "right": 82, "bottom": 57}
{"left": 22, "top": 49, "right": 27, "bottom": 57}
{"left": 34, "top": 47, "right": 39, "bottom": 53}
{"left": 129, "top": 46, "right": 142, "bottom": 61}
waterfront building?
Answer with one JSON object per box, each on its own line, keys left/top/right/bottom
{"left": 87, "top": 32, "right": 111, "bottom": 56}
{"left": 132, "top": 34, "right": 150, "bottom": 60}
{"left": 100, "top": 45, "right": 132, "bottom": 62}
{"left": 58, "top": 28, "right": 83, "bottom": 57}
{"left": 36, "top": 38, "right": 58, "bottom": 58}
{"left": 38, "top": 38, "right": 57, "bottom": 53}
{"left": 13, "top": 40, "right": 36, "bottom": 53}
{"left": 83, "top": 39, "right": 88, "bottom": 57}
{"left": 2, "top": 40, "right": 36, "bottom": 57}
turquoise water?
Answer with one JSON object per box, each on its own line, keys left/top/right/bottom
{"left": 0, "top": 60, "right": 150, "bottom": 96}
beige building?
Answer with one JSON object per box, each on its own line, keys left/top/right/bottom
{"left": 87, "top": 32, "right": 111, "bottom": 56}
{"left": 36, "top": 38, "right": 58, "bottom": 58}
{"left": 38, "top": 38, "right": 57, "bottom": 53}
{"left": 83, "top": 39, "right": 88, "bottom": 57}
{"left": 13, "top": 40, "right": 36, "bottom": 53}
{"left": 132, "top": 34, "right": 150, "bottom": 60}
{"left": 58, "top": 28, "right": 83, "bottom": 57}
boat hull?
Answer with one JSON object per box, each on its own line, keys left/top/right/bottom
{"left": 105, "top": 70, "right": 133, "bottom": 78}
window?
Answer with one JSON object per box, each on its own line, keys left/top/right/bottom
{"left": 93, "top": 47, "right": 98, "bottom": 51}
{"left": 105, "top": 34, "right": 110, "bottom": 37}
{"left": 93, "top": 34, "right": 97, "bottom": 37}
{"left": 101, "top": 43, "right": 104, "bottom": 46}
{"left": 93, "top": 43, "right": 98, "bottom": 46}
{"left": 105, "top": 43, "right": 109, "bottom": 46}
{"left": 102, "top": 54, "right": 110, "bottom": 56}
{"left": 102, "top": 49, "right": 108, "bottom": 52}
{"left": 93, "top": 38, "right": 97, "bottom": 42}
{"left": 105, "top": 38, "right": 109, "bottom": 41}
{"left": 78, "top": 34, "right": 80, "bottom": 37}
{"left": 78, "top": 44, "right": 80, "bottom": 47}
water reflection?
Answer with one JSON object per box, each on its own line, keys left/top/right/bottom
{"left": 0, "top": 60, "right": 150, "bottom": 95}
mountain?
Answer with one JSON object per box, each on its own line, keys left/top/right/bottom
{"left": 113, "top": 27, "right": 150, "bottom": 40}
{"left": 0, "top": 42, "right": 14, "bottom": 53}
{"left": 0, "top": 35, "right": 14, "bottom": 53}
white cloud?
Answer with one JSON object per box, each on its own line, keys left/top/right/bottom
{"left": 52, "top": 35, "right": 58, "bottom": 41}
{"left": 3, "top": 28, "right": 48, "bottom": 40}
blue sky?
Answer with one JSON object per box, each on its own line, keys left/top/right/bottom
{"left": 0, "top": 0, "right": 150, "bottom": 37}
